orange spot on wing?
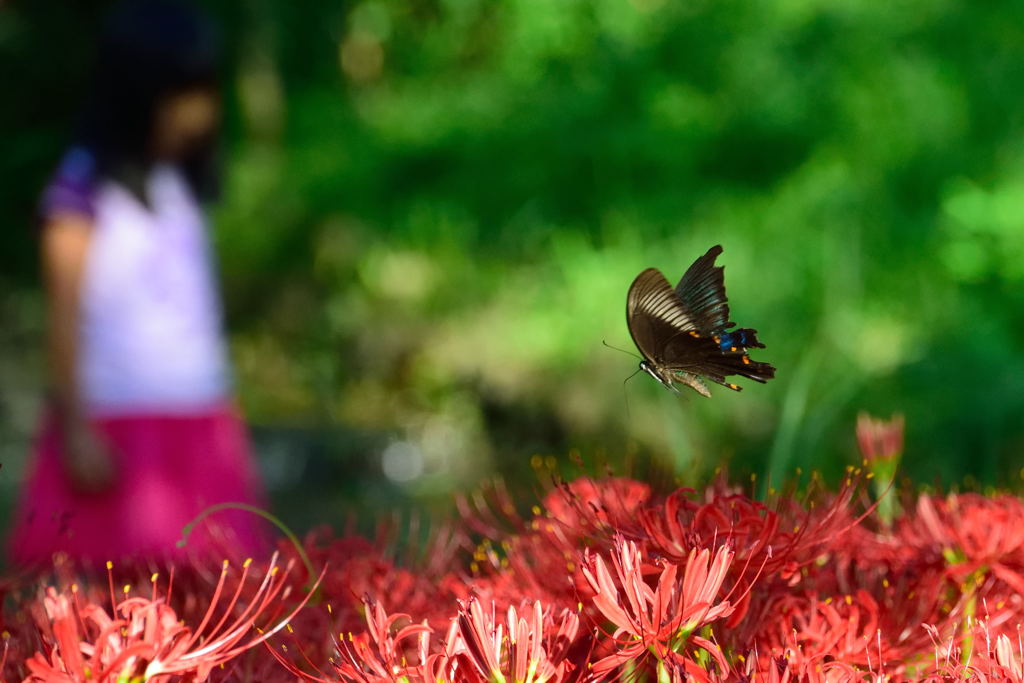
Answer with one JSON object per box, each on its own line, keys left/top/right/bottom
{"left": 727, "top": 383, "right": 740, "bottom": 390}
{"left": 689, "top": 331, "right": 700, "bottom": 338}
{"left": 742, "top": 356, "right": 750, "bottom": 364}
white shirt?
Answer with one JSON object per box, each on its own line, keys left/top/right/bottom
{"left": 77, "top": 165, "right": 231, "bottom": 414}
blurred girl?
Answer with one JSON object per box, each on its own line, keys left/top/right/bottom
{"left": 9, "top": 0, "right": 266, "bottom": 565}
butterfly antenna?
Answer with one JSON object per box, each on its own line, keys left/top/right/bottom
{"left": 602, "top": 340, "right": 642, "bottom": 360}
{"left": 622, "top": 366, "right": 642, "bottom": 423}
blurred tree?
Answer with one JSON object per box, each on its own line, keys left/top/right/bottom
{"left": 3, "top": 0, "right": 1024, "bottom": 521}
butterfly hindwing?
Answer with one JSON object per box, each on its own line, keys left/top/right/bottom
{"left": 682, "top": 352, "right": 776, "bottom": 390}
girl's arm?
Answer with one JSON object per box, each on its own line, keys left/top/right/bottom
{"left": 42, "top": 213, "right": 116, "bottom": 493}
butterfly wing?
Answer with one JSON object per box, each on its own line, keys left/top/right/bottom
{"left": 627, "top": 268, "right": 720, "bottom": 374}
{"left": 674, "top": 245, "right": 775, "bottom": 387}
{"left": 680, "top": 352, "right": 776, "bottom": 390}
{"left": 674, "top": 244, "right": 733, "bottom": 333}
{"left": 627, "top": 268, "right": 700, "bottom": 364}
{"left": 627, "top": 266, "right": 776, "bottom": 394}
{"left": 657, "top": 334, "right": 776, "bottom": 393}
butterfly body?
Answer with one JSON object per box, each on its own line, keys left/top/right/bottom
{"left": 638, "top": 362, "right": 713, "bottom": 398}
{"left": 626, "top": 245, "right": 775, "bottom": 397}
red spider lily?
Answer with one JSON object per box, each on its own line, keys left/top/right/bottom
{"left": 17, "top": 430, "right": 1024, "bottom": 683}
{"left": 466, "top": 530, "right": 581, "bottom": 611}
{"left": 457, "top": 477, "right": 652, "bottom": 547}
{"left": 728, "top": 647, "right": 860, "bottom": 683}
{"left": 339, "top": 555, "right": 455, "bottom": 630}
{"left": 267, "top": 595, "right": 439, "bottom": 682}
{"left": 856, "top": 413, "right": 904, "bottom": 464}
{"left": 638, "top": 479, "right": 868, "bottom": 592}
{"left": 902, "top": 494, "right": 1024, "bottom": 593}
{"left": 857, "top": 413, "right": 904, "bottom": 527}
{"left": 455, "top": 481, "right": 655, "bottom": 614}
{"left": 23, "top": 552, "right": 319, "bottom": 682}
{"left": 993, "top": 632, "right": 1024, "bottom": 681}
{"left": 920, "top": 619, "right": 1024, "bottom": 681}
{"left": 337, "top": 598, "right": 434, "bottom": 682}
{"left": 579, "top": 537, "right": 733, "bottom": 680}
{"left": 453, "top": 597, "right": 590, "bottom": 683}
{"left": 769, "top": 590, "right": 897, "bottom": 673}
{"left": 541, "top": 478, "right": 652, "bottom": 541}
{"left": 458, "top": 477, "right": 653, "bottom": 601}
{"left": 271, "top": 596, "right": 590, "bottom": 683}
{"left": 634, "top": 486, "right": 856, "bottom": 639}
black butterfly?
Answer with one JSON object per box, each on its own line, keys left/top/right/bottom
{"left": 626, "top": 245, "right": 775, "bottom": 397}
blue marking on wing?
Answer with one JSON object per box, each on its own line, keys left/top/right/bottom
{"left": 717, "top": 329, "right": 751, "bottom": 351}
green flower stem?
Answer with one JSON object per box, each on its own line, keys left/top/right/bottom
{"left": 178, "top": 502, "right": 317, "bottom": 592}
{"left": 959, "top": 566, "right": 986, "bottom": 663}
{"left": 870, "top": 456, "right": 900, "bottom": 527}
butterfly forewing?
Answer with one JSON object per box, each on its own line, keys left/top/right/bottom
{"left": 627, "top": 268, "right": 699, "bottom": 333}
{"left": 627, "top": 268, "right": 714, "bottom": 373}
{"left": 674, "top": 245, "right": 734, "bottom": 333}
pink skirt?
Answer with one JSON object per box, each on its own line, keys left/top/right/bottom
{"left": 9, "top": 404, "right": 269, "bottom": 567}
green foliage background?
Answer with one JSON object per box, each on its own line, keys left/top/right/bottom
{"left": 3, "top": 0, "right": 1024, "bottom": 526}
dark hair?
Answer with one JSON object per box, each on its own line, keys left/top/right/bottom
{"left": 77, "top": 0, "right": 222, "bottom": 203}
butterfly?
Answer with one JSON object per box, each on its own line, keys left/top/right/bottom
{"left": 626, "top": 245, "right": 775, "bottom": 397}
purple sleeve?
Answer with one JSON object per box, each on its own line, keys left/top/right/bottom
{"left": 38, "top": 147, "right": 98, "bottom": 223}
